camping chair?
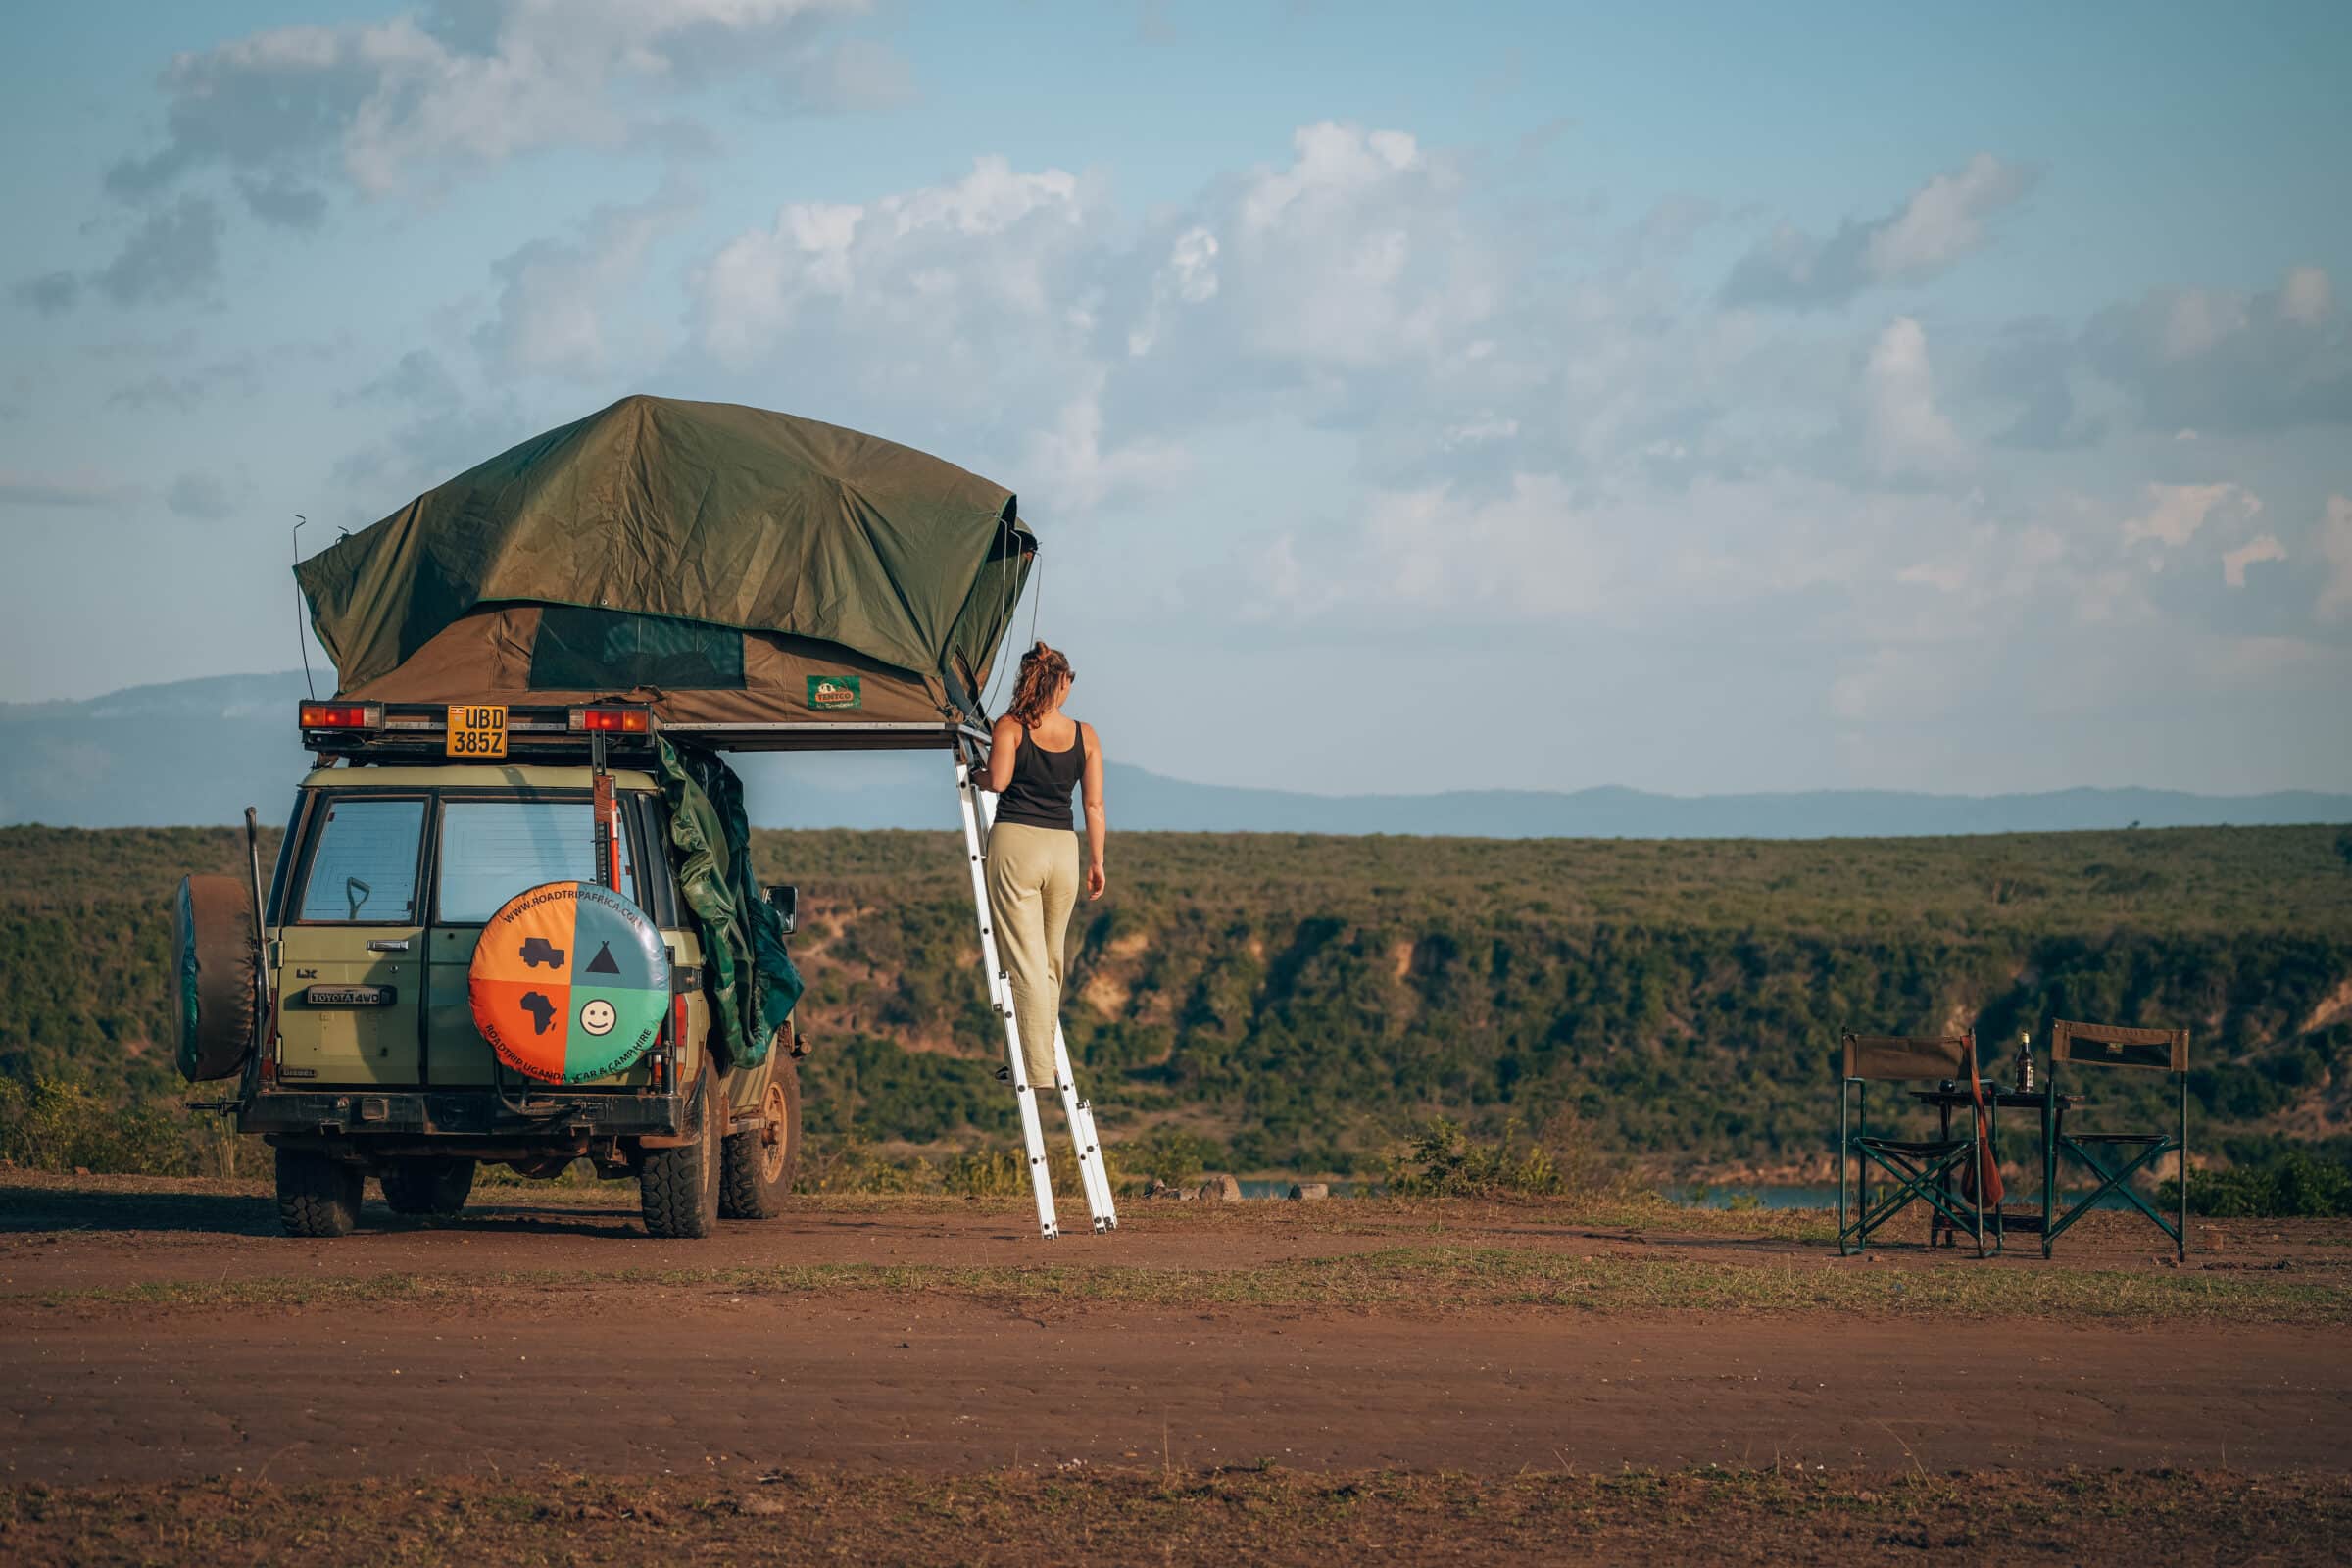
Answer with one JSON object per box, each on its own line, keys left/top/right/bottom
{"left": 1837, "top": 1031, "right": 1990, "bottom": 1257}
{"left": 2041, "top": 1020, "right": 2189, "bottom": 1262}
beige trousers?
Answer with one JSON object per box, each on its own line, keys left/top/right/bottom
{"left": 985, "top": 821, "right": 1080, "bottom": 1087}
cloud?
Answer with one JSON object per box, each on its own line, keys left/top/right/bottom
{"left": 1217, "top": 122, "right": 1498, "bottom": 371}
{"left": 1977, "top": 319, "right": 2105, "bottom": 450}
{"left": 105, "top": 1, "right": 884, "bottom": 204}
{"left": 91, "top": 196, "right": 225, "bottom": 307}
{"left": 475, "top": 181, "right": 699, "bottom": 378}
{"left": 12, "top": 271, "right": 80, "bottom": 315}
{"left": 1857, "top": 317, "right": 1964, "bottom": 482}
{"left": 348, "top": 348, "right": 464, "bottom": 409}
{"left": 0, "top": 470, "right": 133, "bottom": 508}
{"left": 2083, "top": 264, "right": 2352, "bottom": 432}
{"left": 235, "top": 172, "right": 329, "bottom": 229}
{"left": 697, "top": 157, "right": 1088, "bottom": 355}
{"left": 2320, "top": 496, "right": 2352, "bottom": 621}
{"left": 167, "top": 471, "right": 238, "bottom": 520}
{"left": 1721, "top": 153, "right": 2034, "bottom": 309}
{"left": 2121, "top": 482, "right": 2259, "bottom": 552}
{"left": 1021, "top": 377, "right": 1192, "bottom": 511}
{"left": 1127, "top": 225, "right": 1219, "bottom": 358}
{"left": 106, "top": 357, "right": 264, "bottom": 413}
{"left": 1247, "top": 472, "right": 1616, "bottom": 622}
{"left": 2222, "top": 533, "right": 2286, "bottom": 588}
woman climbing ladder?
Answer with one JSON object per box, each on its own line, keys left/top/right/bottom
{"left": 984, "top": 642, "right": 1108, "bottom": 1091}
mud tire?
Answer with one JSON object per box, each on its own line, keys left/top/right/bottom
{"left": 640, "top": 1079, "right": 722, "bottom": 1239}
{"left": 720, "top": 1057, "right": 800, "bottom": 1220}
{"left": 276, "top": 1148, "right": 363, "bottom": 1238}
{"left": 380, "top": 1156, "right": 477, "bottom": 1219}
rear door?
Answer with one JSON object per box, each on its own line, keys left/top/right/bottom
{"left": 424, "top": 792, "right": 651, "bottom": 1087}
{"left": 276, "top": 794, "right": 427, "bottom": 1085}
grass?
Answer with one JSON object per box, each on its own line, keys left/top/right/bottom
{"left": 2, "top": 1466, "right": 2346, "bottom": 1567}
{"left": 32, "top": 1243, "right": 2350, "bottom": 1325}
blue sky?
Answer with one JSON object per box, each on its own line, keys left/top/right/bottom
{"left": 3, "top": 1, "right": 2348, "bottom": 796}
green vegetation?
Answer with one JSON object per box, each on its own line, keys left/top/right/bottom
{"left": 2, "top": 822, "right": 2348, "bottom": 1182}
{"left": 2164, "top": 1151, "right": 2352, "bottom": 1218}
{"left": 0, "top": 1074, "right": 190, "bottom": 1174}
{"left": 1381, "top": 1111, "right": 1621, "bottom": 1199}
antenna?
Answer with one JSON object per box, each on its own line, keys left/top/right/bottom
{"left": 293, "top": 514, "right": 317, "bottom": 700}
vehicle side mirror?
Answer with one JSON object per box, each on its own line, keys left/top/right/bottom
{"left": 764, "top": 883, "right": 797, "bottom": 933}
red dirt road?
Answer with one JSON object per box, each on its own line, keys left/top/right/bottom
{"left": 3, "top": 1176, "right": 2346, "bottom": 1487}
{"left": 8, "top": 1297, "right": 2346, "bottom": 1486}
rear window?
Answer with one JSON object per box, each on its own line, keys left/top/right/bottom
{"left": 435, "top": 800, "right": 639, "bottom": 924}
{"left": 297, "top": 798, "right": 426, "bottom": 923}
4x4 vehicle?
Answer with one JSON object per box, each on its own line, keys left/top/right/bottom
{"left": 174, "top": 393, "right": 1049, "bottom": 1238}
{"left": 223, "top": 749, "right": 799, "bottom": 1240}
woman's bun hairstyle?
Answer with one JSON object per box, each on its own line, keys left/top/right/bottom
{"left": 1006, "top": 641, "right": 1073, "bottom": 724}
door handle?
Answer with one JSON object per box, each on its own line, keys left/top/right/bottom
{"left": 366, "top": 938, "right": 412, "bottom": 952}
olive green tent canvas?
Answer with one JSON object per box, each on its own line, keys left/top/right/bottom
{"left": 295, "top": 394, "right": 1035, "bottom": 725}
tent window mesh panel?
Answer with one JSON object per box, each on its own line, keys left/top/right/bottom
{"left": 529, "top": 607, "right": 746, "bottom": 691}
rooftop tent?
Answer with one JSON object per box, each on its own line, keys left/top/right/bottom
{"left": 294, "top": 394, "right": 1035, "bottom": 728}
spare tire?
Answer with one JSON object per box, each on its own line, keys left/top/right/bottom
{"left": 468, "top": 880, "right": 670, "bottom": 1083}
{"left": 174, "top": 873, "right": 258, "bottom": 1082}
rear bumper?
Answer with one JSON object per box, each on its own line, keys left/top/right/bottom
{"left": 239, "top": 1086, "right": 686, "bottom": 1141}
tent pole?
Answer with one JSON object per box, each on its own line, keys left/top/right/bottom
{"left": 973, "top": 780, "right": 1116, "bottom": 1232}
{"left": 956, "top": 747, "right": 1058, "bottom": 1240}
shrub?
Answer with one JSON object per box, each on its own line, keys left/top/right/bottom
{"left": 1381, "top": 1108, "right": 1617, "bottom": 1200}
{"left": 0, "top": 1074, "right": 190, "bottom": 1175}
{"left": 1112, "top": 1127, "right": 1218, "bottom": 1188}
{"left": 2159, "top": 1151, "right": 2352, "bottom": 1218}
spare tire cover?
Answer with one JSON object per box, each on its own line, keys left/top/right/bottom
{"left": 469, "top": 881, "right": 671, "bottom": 1083}
{"left": 174, "top": 874, "right": 258, "bottom": 1082}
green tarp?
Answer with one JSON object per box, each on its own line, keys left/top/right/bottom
{"left": 656, "top": 737, "right": 803, "bottom": 1068}
{"left": 295, "top": 394, "right": 1034, "bottom": 720}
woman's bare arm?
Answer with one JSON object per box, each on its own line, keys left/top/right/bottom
{"left": 985, "top": 714, "right": 1022, "bottom": 794}
{"left": 1081, "top": 721, "right": 1107, "bottom": 899}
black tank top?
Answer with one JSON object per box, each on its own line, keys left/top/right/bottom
{"left": 995, "top": 721, "right": 1084, "bottom": 830}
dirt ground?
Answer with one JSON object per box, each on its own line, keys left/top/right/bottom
{"left": 3, "top": 1173, "right": 2347, "bottom": 1562}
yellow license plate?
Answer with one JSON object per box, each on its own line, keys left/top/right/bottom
{"left": 446, "top": 704, "right": 508, "bottom": 758}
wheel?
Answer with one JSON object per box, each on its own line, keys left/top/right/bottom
{"left": 640, "top": 1077, "right": 722, "bottom": 1239}
{"left": 721, "top": 1058, "right": 801, "bottom": 1220}
{"left": 380, "top": 1156, "right": 477, "bottom": 1219}
{"left": 276, "top": 1148, "right": 363, "bottom": 1238}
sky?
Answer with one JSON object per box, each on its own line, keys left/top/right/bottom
{"left": 2, "top": 1, "right": 2348, "bottom": 798}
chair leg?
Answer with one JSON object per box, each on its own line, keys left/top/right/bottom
{"left": 2048, "top": 1138, "right": 2180, "bottom": 1249}
{"left": 1838, "top": 1084, "right": 1851, "bottom": 1255}
{"left": 2042, "top": 1089, "right": 2056, "bottom": 1259}
{"left": 2178, "top": 1079, "right": 2189, "bottom": 1264}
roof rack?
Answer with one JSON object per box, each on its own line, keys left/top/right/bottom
{"left": 299, "top": 700, "right": 989, "bottom": 762}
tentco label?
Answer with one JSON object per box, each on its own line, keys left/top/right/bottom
{"left": 807, "top": 674, "right": 862, "bottom": 710}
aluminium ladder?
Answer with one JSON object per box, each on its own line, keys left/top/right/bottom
{"left": 954, "top": 752, "right": 1118, "bottom": 1239}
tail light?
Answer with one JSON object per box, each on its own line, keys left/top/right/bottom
{"left": 571, "top": 705, "right": 652, "bottom": 734}
{"left": 299, "top": 702, "right": 381, "bottom": 730}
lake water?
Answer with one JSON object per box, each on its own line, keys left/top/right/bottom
{"left": 1215, "top": 1181, "right": 2148, "bottom": 1209}
{"left": 1671, "top": 1183, "right": 2149, "bottom": 1211}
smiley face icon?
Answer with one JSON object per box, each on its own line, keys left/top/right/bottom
{"left": 579, "top": 999, "right": 617, "bottom": 1037}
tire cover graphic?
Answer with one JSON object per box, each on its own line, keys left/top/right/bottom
{"left": 469, "top": 881, "right": 670, "bottom": 1083}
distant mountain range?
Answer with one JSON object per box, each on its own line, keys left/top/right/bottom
{"left": 5, "top": 671, "right": 2347, "bottom": 837}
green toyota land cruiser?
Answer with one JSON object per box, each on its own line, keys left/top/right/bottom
{"left": 182, "top": 719, "right": 802, "bottom": 1241}
{"left": 173, "top": 392, "right": 1041, "bottom": 1242}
